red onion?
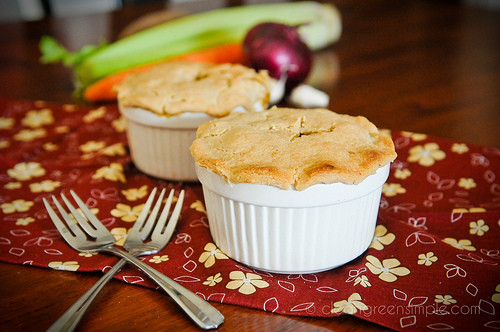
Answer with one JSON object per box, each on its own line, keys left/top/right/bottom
{"left": 243, "top": 22, "right": 313, "bottom": 91}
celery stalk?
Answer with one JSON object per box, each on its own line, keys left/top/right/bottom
{"left": 40, "top": 1, "right": 341, "bottom": 94}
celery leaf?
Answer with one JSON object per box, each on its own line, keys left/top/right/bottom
{"left": 39, "top": 35, "right": 107, "bottom": 67}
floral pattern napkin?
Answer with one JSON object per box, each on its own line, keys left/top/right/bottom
{"left": 0, "top": 99, "right": 499, "bottom": 331}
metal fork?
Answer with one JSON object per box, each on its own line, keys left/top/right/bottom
{"left": 45, "top": 188, "right": 181, "bottom": 331}
{"left": 43, "top": 188, "right": 224, "bottom": 330}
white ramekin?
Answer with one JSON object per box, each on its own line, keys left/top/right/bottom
{"left": 195, "top": 163, "right": 390, "bottom": 274}
{"left": 120, "top": 106, "right": 214, "bottom": 181}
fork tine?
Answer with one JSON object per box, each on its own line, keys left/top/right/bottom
{"left": 139, "top": 188, "right": 167, "bottom": 239}
{"left": 129, "top": 187, "right": 157, "bottom": 234}
{"left": 45, "top": 196, "right": 86, "bottom": 240}
{"left": 162, "top": 189, "right": 184, "bottom": 236}
{"left": 69, "top": 190, "right": 109, "bottom": 235}
{"left": 158, "top": 189, "right": 174, "bottom": 225}
{"left": 152, "top": 189, "right": 184, "bottom": 240}
{"left": 60, "top": 192, "right": 95, "bottom": 235}
{"left": 129, "top": 187, "right": 158, "bottom": 234}
{"left": 43, "top": 197, "right": 75, "bottom": 240}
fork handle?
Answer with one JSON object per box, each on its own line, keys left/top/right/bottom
{"left": 47, "top": 259, "right": 127, "bottom": 332}
{"left": 104, "top": 247, "right": 224, "bottom": 330}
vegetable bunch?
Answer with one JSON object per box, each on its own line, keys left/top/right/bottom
{"left": 40, "top": 1, "right": 341, "bottom": 102}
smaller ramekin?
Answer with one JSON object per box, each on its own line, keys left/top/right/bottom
{"left": 120, "top": 106, "right": 214, "bottom": 181}
{"left": 195, "top": 163, "right": 390, "bottom": 274}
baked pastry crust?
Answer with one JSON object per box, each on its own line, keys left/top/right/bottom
{"left": 190, "top": 107, "right": 397, "bottom": 190}
{"left": 115, "top": 61, "right": 272, "bottom": 117}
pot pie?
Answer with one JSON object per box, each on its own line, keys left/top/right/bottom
{"left": 190, "top": 106, "right": 397, "bottom": 190}
{"left": 115, "top": 60, "right": 273, "bottom": 181}
{"left": 191, "top": 107, "right": 397, "bottom": 273}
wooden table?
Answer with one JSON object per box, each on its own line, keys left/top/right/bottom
{"left": 1, "top": 1, "right": 498, "bottom": 331}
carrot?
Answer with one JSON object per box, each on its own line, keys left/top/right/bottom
{"left": 83, "top": 42, "right": 248, "bottom": 102}
{"left": 175, "top": 42, "right": 248, "bottom": 64}
{"left": 83, "top": 65, "right": 153, "bottom": 101}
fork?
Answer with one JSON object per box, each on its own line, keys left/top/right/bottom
{"left": 45, "top": 188, "right": 182, "bottom": 331}
{"left": 43, "top": 189, "right": 224, "bottom": 330}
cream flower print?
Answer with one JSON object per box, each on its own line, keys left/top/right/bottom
{"left": 458, "top": 177, "right": 476, "bottom": 190}
{"left": 4, "top": 182, "right": 21, "bottom": 190}
{"left": 79, "top": 252, "right": 97, "bottom": 258}
{"left": 92, "top": 163, "right": 126, "bottom": 183}
{"left": 401, "top": 131, "right": 427, "bottom": 141}
{"left": 0, "top": 139, "right": 10, "bottom": 149}
{"left": 370, "top": 225, "right": 395, "bottom": 250}
{"left": 54, "top": 125, "right": 70, "bottom": 134}
{"left": 1, "top": 199, "right": 34, "bottom": 214}
{"left": 21, "top": 108, "right": 54, "bottom": 128}
{"left": 199, "top": 242, "right": 229, "bottom": 268}
{"left": 111, "top": 227, "right": 128, "bottom": 246}
{"left": 443, "top": 238, "right": 476, "bottom": 251}
{"left": 13, "top": 128, "right": 46, "bottom": 141}
{"left": 407, "top": 143, "right": 446, "bottom": 167}
{"left": 112, "top": 116, "right": 127, "bottom": 132}
{"left": 111, "top": 203, "right": 145, "bottom": 222}
{"left": 122, "top": 185, "right": 148, "bottom": 201}
{"left": 353, "top": 275, "right": 371, "bottom": 287}
{"left": 49, "top": 261, "right": 80, "bottom": 271}
{"left": 417, "top": 252, "right": 438, "bottom": 266}
{"left": 492, "top": 284, "right": 500, "bottom": 303}
{"left": 204, "top": 273, "right": 223, "bottom": 287}
{"left": 80, "top": 140, "right": 106, "bottom": 153}
{"left": 101, "top": 143, "right": 126, "bottom": 157}
{"left": 365, "top": 255, "right": 410, "bottom": 282}
{"left": 394, "top": 168, "right": 411, "bottom": 180}
{"left": 0, "top": 117, "right": 15, "bottom": 130}
{"left": 16, "top": 217, "right": 35, "bottom": 226}
{"left": 469, "top": 219, "right": 489, "bottom": 236}
{"left": 149, "top": 255, "right": 169, "bottom": 263}
{"left": 43, "top": 142, "right": 58, "bottom": 151}
{"left": 62, "top": 104, "right": 77, "bottom": 112}
{"left": 435, "top": 294, "right": 457, "bottom": 305}
{"left": 7, "top": 161, "right": 46, "bottom": 181}
{"left": 83, "top": 107, "right": 106, "bottom": 123}
{"left": 451, "top": 143, "right": 469, "bottom": 154}
{"left": 190, "top": 200, "right": 207, "bottom": 214}
{"left": 29, "top": 180, "right": 61, "bottom": 193}
{"left": 226, "top": 271, "right": 269, "bottom": 295}
{"left": 382, "top": 183, "right": 406, "bottom": 197}
{"left": 331, "top": 293, "right": 368, "bottom": 314}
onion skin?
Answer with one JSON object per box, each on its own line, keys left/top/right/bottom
{"left": 243, "top": 22, "right": 313, "bottom": 91}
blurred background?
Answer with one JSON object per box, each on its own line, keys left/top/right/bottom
{"left": 1, "top": 0, "right": 499, "bottom": 23}
{"left": 0, "top": 0, "right": 279, "bottom": 22}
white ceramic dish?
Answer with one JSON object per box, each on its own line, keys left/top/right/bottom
{"left": 120, "top": 106, "right": 214, "bottom": 181}
{"left": 195, "top": 163, "right": 390, "bottom": 274}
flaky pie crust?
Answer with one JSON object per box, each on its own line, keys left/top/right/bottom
{"left": 115, "top": 61, "right": 272, "bottom": 117}
{"left": 190, "top": 107, "right": 397, "bottom": 190}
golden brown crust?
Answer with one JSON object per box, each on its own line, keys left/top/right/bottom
{"left": 190, "top": 107, "right": 397, "bottom": 190}
{"left": 115, "top": 61, "right": 272, "bottom": 117}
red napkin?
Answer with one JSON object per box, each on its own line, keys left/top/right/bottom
{"left": 1, "top": 99, "right": 499, "bottom": 331}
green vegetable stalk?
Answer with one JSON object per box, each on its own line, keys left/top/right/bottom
{"left": 40, "top": 1, "right": 341, "bottom": 95}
